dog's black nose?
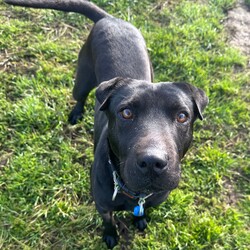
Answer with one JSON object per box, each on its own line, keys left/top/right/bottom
{"left": 137, "top": 150, "right": 168, "bottom": 174}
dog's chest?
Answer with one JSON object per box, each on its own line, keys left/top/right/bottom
{"left": 113, "top": 194, "right": 142, "bottom": 212}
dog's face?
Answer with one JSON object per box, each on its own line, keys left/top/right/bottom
{"left": 96, "top": 78, "right": 208, "bottom": 194}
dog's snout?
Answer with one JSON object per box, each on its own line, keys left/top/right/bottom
{"left": 137, "top": 150, "right": 169, "bottom": 174}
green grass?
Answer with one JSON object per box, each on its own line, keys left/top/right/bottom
{"left": 1, "top": 0, "right": 249, "bottom": 249}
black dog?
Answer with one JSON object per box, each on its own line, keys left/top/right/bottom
{"left": 5, "top": 0, "right": 208, "bottom": 248}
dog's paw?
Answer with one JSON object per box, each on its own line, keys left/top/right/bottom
{"left": 68, "top": 112, "right": 83, "bottom": 125}
{"left": 68, "top": 104, "right": 83, "bottom": 125}
{"left": 133, "top": 216, "right": 147, "bottom": 231}
{"left": 103, "top": 234, "right": 118, "bottom": 249}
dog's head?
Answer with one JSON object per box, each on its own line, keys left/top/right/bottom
{"left": 96, "top": 77, "right": 208, "bottom": 194}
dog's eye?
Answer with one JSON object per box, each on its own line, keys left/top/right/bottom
{"left": 120, "top": 108, "right": 133, "bottom": 120}
{"left": 177, "top": 112, "right": 188, "bottom": 123}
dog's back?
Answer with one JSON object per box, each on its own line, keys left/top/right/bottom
{"left": 90, "top": 18, "right": 152, "bottom": 83}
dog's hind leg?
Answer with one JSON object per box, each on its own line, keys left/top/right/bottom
{"left": 68, "top": 43, "right": 97, "bottom": 125}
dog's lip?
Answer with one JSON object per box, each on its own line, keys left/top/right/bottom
{"left": 128, "top": 182, "right": 168, "bottom": 195}
{"left": 123, "top": 172, "right": 176, "bottom": 192}
{"left": 124, "top": 180, "right": 151, "bottom": 195}
{"left": 147, "top": 184, "right": 168, "bottom": 193}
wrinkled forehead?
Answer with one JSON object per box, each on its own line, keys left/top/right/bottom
{"left": 110, "top": 82, "right": 193, "bottom": 111}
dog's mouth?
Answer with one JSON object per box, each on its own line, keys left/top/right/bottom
{"left": 123, "top": 175, "right": 180, "bottom": 196}
{"left": 109, "top": 145, "right": 181, "bottom": 196}
{"left": 121, "top": 166, "right": 181, "bottom": 195}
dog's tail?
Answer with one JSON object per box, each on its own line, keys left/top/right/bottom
{"left": 4, "top": 0, "right": 112, "bottom": 23}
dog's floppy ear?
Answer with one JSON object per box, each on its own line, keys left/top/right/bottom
{"left": 173, "top": 82, "right": 209, "bottom": 120}
{"left": 96, "top": 77, "right": 126, "bottom": 110}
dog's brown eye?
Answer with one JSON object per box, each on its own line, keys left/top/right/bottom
{"left": 177, "top": 112, "right": 188, "bottom": 123}
{"left": 120, "top": 108, "right": 133, "bottom": 120}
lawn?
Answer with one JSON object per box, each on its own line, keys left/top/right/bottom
{"left": 0, "top": 0, "right": 249, "bottom": 249}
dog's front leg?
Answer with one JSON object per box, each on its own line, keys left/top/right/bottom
{"left": 101, "top": 211, "right": 118, "bottom": 249}
{"left": 133, "top": 213, "right": 148, "bottom": 231}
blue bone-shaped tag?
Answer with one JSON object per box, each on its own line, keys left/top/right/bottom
{"left": 134, "top": 205, "right": 144, "bottom": 216}
{"left": 133, "top": 197, "right": 146, "bottom": 217}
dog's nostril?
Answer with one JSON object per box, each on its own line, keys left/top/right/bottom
{"left": 155, "top": 161, "right": 165, "bottom": 169}
{"left": 140, "top": 161, "right": 147, "bottom": 168}
{"left": 138, "top": 153, "right": 168, "bottom": 172}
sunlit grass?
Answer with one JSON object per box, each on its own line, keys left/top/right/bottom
{"left": 1, "top": 0, "right": 249, "bottom": 249}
